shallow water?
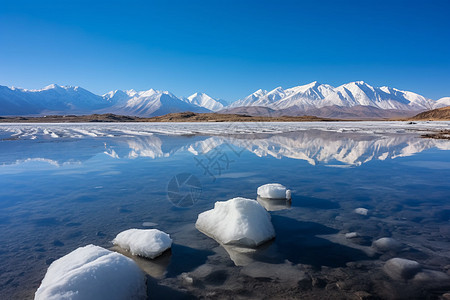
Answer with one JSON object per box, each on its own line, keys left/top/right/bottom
{"left": 0, "top": 122, "right": 449, "bottom": 299}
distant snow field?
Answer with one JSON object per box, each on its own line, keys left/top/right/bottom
{"left": 0, "top": 121, "right": 449, "bottom": 140}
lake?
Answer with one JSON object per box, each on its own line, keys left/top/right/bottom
{"left": 0, "top": 122, "right": 449, "bottom": 299}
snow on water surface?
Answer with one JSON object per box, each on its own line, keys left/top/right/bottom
{"left": 0, "top": 121, "right": 449, "bottom": 140}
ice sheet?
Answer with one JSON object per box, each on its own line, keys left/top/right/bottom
{"left": 0, "top": 121, "right": 449, "bottom": 140}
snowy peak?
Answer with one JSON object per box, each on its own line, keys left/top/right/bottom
{"left": 0, "top": 84, "right": 210, "bottom": 117}
{"left": 435, "top": 97, "right": 450, "bottom": 108}
{"left": 233, "top": 81, "right": 443, "bottom": 111}
{"left": 109, "top": 88, "right": 210, "bottom": 117}
{"left": 0, "top": 81, "right": 448, "bottom": 117}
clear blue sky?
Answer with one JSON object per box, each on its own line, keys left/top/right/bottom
{"left": 1, "top": 0, "right": 449, "bottom": 101}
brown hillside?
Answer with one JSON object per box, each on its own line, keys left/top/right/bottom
{"left": 410, "top": 106, "right": 450, "bottom": 120}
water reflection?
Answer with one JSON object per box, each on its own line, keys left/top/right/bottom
{"left": 256, "top": 196, "right": 292, "bottom": 211}
{"left": 0, "top": 126, "right": 449, "bottom": 299}
{"left": 1, "top": 130, "right": 449, "bottom": 167}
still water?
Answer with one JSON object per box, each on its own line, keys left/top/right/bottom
{"left": 0, "top": 122, "right": 449, "bottom": 299}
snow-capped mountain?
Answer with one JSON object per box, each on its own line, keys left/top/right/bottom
{"left": 183, "top": 92, "right": 227, "bottom": 111}
{"left": 0, "top": 84, "right": 108, "bottom": 115}
{"left": 0, "top": 81, "right": 448, "bottom": 117}
{"left": 230, "top": 81, "right": 441, "bottom": 111}
{"left": 0, "top": 85, "right": 210, "bottom": 116}
{"left": 436, "top": 97, "right": 450, "bottom": 108}
{"left": 103, "top": 88, "right": 210, "bottom": 117}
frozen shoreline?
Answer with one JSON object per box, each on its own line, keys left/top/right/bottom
{"left": 1, "top": 121, "right": 449, "bottom": 140}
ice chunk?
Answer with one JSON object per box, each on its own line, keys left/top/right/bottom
{"left": 383, "top": 258, "right": 421, "bottom": 280}
{"left": 113, "top": 228, "right": 172, "bottom": 259}
{"left": 257, "top": 183, "right": 291, "bottom": 199}
{"left": 354, "top": 207, "right": 369, "bottom": 215}
{"left": 195, "top": 197, "right": 275, "bottom": 247}
{"left": 35, "top": 244, "right": 146, "bottom": 300}
{"left": 372, "top": 237, "right": 402, "bottom": 252}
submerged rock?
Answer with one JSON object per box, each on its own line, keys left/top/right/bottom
{"left": 113, "top": 228, "right": 172, "bottom": 259}
{"left": 257, "top": 183, "right": 291, "bottom": 200}
{"left": 35, "top": 244, "right": 146, "bottom": 300}
{"left": 383, "top": 258, "right": 421, "bottom": 280}
{"left": 195, "top": 197, "right": 275, "bottom": 247}
{"left": 241, "top": 261, "right": 307, "bottom": 286}
{"left": 372, "top": 237, "right": 402, "bottom": 252}
{"left": 354, "top": 208, "right": 369, "bottom": 216}
{"left": 345, "top": 232, "right": 359, "bottom": 239}
{"left": 413, "top": 269, "right": 450, "bottom": 288}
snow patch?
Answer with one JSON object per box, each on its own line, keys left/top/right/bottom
{"left": 257, "top": 183, "right": 291, "bottom": 200}
{"left": 113, "top": 229, "right": 172, "bottom": 259}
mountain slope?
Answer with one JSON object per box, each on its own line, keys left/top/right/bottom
{"left": 410, "top": 106, "right": 450, "bottom": 120}
{"left": 182, "top": 92, "right": 226, "bottom": 111}
{"left": 435, "top": 97, "right": 450, "bottom": 108}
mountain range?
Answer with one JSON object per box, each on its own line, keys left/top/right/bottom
{"left": 1, "top": 82, "right": 449, "bottom": 118}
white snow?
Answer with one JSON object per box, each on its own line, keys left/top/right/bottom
{"left": 354, "top": 207, "right": 369, "bottom": 216}
{"left": 195, "top": 197, "right": 275, "bottom": 247}
{"left": 231, "top": 81, "right": 439, "bottom": 111}
{"left": 257, "top": 183, "right": 291, "bottom": 199}
{"left": 34, "top": 244, "right": 146, "bottom": 300}
{"left": 2, "top": 121, "right": 450, "bottom": 140}
{"left": 435, "top": 97, "right": 450, "bottom": 108}
{"left": 113, "top": 228, "right": 172, "bottom": 259}
{"left": 383, "top": 257, "right": 421, "bottom": 280}
{"left": 184, "top": 92, "right": 226, "bottom": 111}
{"left": 1, "top": 81, "right": 448, "bottom": 116}
{"left": 372, "top": 237, "right": 402, "bottom": 252}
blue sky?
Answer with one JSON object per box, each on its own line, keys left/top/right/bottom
{"left": 1, "top": 0, "right": 449, "bottom": 101}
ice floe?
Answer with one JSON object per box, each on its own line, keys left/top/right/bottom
{"left": 195, "top": 197, "right": 275, "bottom": 247}
{"left": 113, "top": 228, "right": 172, "bottom": 259}
{"left": 2, "top": 121, "right": 450, "bottom": 140}
{"left": 34, "top": 244, "right": 146, "bottom": 300}
{"left": 257, "top": 183, "right": 291, "bottom": 200}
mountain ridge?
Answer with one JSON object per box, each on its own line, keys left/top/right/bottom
{"left": 0, "top": 82, "right": 448, "bottom": 117}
